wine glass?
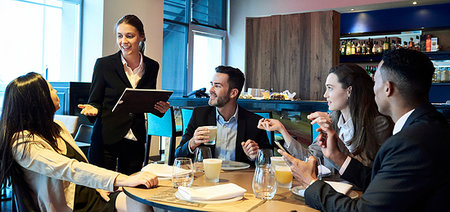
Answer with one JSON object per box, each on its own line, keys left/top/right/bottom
{"left": 194, "top": 146, "right": 212, "bottom": 172}
{"left": 253, "top": 149, "right": 277, "bottom": 199}
{"left": 172, "top": 157, "right": 194, "bottom": 188}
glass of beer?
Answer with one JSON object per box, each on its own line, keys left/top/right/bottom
{"left": 201, "top": 126, "right": 217, "bottom": 145}
{"left": 274, "top": 163, "right": 293, "bottom": 189}
{"left": 203, "top": 158, "right": 222, "bottom": 182}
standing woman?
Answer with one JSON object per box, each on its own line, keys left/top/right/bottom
{"left": 0, "top": 73, "right": 157, "bottom": 212}
{"left": 259, "top": 64, "right": 394, "bottom": 169}
{"left": 78, "top": 15, "right": 169, "bottom": 175}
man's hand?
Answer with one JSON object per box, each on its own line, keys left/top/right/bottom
{"left": 114, "top": 172, "right": 158, "bottom": 189}
{"left": 154, "top": 101, "right": 170, "bottom": 113}
{"left": 316, "top": 125, "right": 347, "bottom": 167}
{"left": 241, "top": 139, "right": 259, "bottom": 160}
{"left": 78, "top": 104, "right": 98, "bottom": 116}
{"left": 189, "top": 127, "right": 212, "bottom": 151}
{"left": 278, "top": 149, "right": 318, "bottom": 187}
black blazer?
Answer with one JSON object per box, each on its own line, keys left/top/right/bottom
{"left": 304, "top": 103, "right": 450, "bottom": 211}
{"left": 174, "top": 105, "right": 271, "bottom": 164}
{"left": 88, "top": 51, "right": 159, "bottom": 145}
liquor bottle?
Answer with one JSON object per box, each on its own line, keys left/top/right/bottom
{"left": 341, "top": 41, "right": 346, "bottom": 55}
{"left": 362, "top": 41, "right": 367, "bottom": 55}
{"left": 367, "top": 38, "right": 373, "bottom": 54}
{"left": 391, "top": 39, "right": 396, "bottom": 50}
{"left": 356, "top": 42, "right": 361, "bottom": 55}
{"left": 426, "top": 34, "right": 432, "bottom": 52}
{"left": 351, "top": 41, "right": 356, "bottom": 55}
{"left": 396, "top": 39, "right": 402, "bottom": 49}
{"left": 372, "top": 41, "right": 377, "bottom": 54}
{"left": 383, "top": 37, "right": 390, "bottom": 52}
{"left": 346, "top": 40, "right": 352, "bottom": 55}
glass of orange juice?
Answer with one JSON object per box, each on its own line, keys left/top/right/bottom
{"left": 274, "top": 164, "right": 293, "bottom": 188}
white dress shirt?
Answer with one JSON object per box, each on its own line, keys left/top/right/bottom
{"left": 121, "top": 53, "right": 145, "bottom": 141}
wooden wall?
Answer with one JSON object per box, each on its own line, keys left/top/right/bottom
{"left": 245, "top": 11, "right": 340, "bottom": 100}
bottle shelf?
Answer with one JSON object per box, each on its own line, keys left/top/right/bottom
{"left": 340, "top": 51, "right": 450, "bottom": 63}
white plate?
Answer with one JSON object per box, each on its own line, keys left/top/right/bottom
{"left": 141, "top": 164, "right": 191, "bottom": 178}
{"left": 175, "top": 190, "right": 243, "bottom": 204}
{"left": 221, "top": 160, "right": 250, "bottom": 171}
{"left": 291, "top": 185, "right": 359, "bottom": 199}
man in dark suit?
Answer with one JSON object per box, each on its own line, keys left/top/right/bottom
{"left": 280, "top": 49, "right": 450, "bottom": 211}
{"left": 175, "top": 66, "right": 271, "bottom": 164}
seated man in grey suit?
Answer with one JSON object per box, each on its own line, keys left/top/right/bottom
{"left": 280, "top": 49, "right": 450, "bottom": 211}
{"left": 175, "top": 66, "right": 271, "bottom": 164}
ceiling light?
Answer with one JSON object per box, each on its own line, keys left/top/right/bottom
{"left": 350, "top": 8, "right": 355, "bottom": 11}
{"left": 413, "top": 1, "right": 418, "bottom": 5}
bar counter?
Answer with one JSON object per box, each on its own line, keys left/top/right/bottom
{"left": 169, "top": 97, "right": 329, "bottom": 112}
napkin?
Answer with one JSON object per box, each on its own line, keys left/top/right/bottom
{"left": 324, "top": 181, "right": 353, "bottom": 195}
{"left": 141, "top": 164, "right": 191, "bottom": 178}
{"left": 177, "top": 183, "right": 246, "bottom": 201}
{"left": 318, "top": 165, "right": 331, "bottom": 177}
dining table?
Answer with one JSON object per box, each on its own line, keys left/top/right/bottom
{"left": 123, "top": 167, "right": 323, "bottom": 212}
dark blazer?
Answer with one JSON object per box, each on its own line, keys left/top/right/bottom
{"left": 88, "top": 51, "right": 159, "bottom": 145}
{"left": 174, "top": 105, "right": 271, "bottom": 164}
{"left": 305, "top": 103, "right": 450, "bottom": 212}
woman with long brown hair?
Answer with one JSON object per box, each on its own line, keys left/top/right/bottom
{"left": 0, "top": 73, "right": 157, "bottom": 211}
{"left": 259, "top": 64, "right": 393, "bottom": 169}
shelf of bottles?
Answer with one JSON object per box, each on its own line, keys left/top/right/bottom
{"left": 339, "top": 30, "right": 450, "bottom": 63}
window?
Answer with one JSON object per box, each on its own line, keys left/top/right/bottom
{"left": 0, "top": 0, "right": 80, "bottom": 110}
{"left": 162, "top": 0, "right": 226, "bottom": 97}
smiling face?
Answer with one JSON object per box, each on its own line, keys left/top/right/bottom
{"left": 116, "top": 23, "right": 144, "bottom": 59}
{"left": 323, "top": 73, "right": 351, "bottom": 112}
{"left": 208, "top": 73, "right": 232, "bottom": 108}
{"left": 47, "top": 82, "right": 60, "bottom": 112}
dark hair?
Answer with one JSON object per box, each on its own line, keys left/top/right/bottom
{"left": 116, "top": 14, "right": 146, "bottom": 53}
{"left": 215, "top": 66, "right": 245, "bottom": 97}
{"left": 0, "top": 72, "right": 62, "bottom": 195}
{"left": 380, "top": 49, "right": 434, "bottom": 103}
{"left": 329, "top": 64, "right": 390, "bottom": 160}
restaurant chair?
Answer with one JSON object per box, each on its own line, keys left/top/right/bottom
{"left": 145, "top": 107, "right": 182, "bottom": 166}
{"left": 74, "top": 124, "right": 93, "bottom": 156}
{"left": 180, "top": 107, "right": 194, "bottom": 134}
{"left": 54, "top": 114, "right": 79, "bottom": 137}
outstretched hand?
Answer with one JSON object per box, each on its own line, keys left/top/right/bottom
{"left": 78, "top": 104, "right": 99, "bottom": 116}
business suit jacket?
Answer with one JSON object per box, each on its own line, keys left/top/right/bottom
{"left": 305, "top": 103, "right": 450, "bottom": 212}
{"left": 174, "top": 105, "right": 271, "bottom": 164}
{"left": 88, "top": 51, "right": 159, "bottom": 146}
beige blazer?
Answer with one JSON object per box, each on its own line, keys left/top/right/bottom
{"left": 12, "top": 120, "right": 119, "bottom": 212}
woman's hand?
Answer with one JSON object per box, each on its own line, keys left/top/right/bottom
{"left": 257, "top": 118, "right": 284, "bottom": 132}
{"left": 307, "top": 112, "right": 332, "bottom": 129}
{"left": 114, "top": 172, "right": 158, "bottom": 189}
{"left": 154, "top": 101, "right": 170, "bottom": 113}
{"left": 78, "top": 104, "right": 99, "bottom": 116}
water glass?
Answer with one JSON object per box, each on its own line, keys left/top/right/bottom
{"left": 255, "top": 149, "right": 273, "bottom": 167}
{"left": 194, "top": 146, "right": 212, "bottom": 172}
{"left": 172, "top": 157, "right": 194, "bottom": 188}
{"left": 252, "top": 165, "right": 277, "bottom": 199}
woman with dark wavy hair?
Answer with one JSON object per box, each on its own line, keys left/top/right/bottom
{"left": 0, "top": 73, "right": 157, "bottom": 212}
{"left": 259, "top": 64, "right": 393, "bottom": 170}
